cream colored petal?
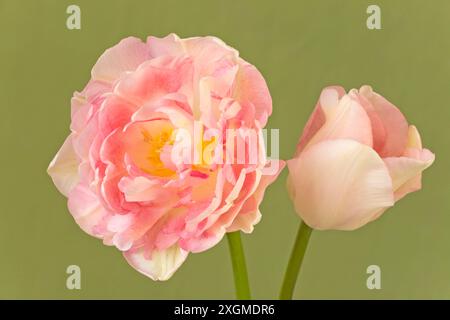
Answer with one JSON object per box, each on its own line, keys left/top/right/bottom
{"left": 406, "top": 125, "right": 422, "bottom": 149}
{"left": 124, "top": 244, "right": 188, "bottom": 281}
{"left": 287, "top": 139, "right": 394, "bottom": 230}
{"left": 47, "top": 135, "right": 79, "bottom": 197}
{"left": 384, "top": 148, "right": 434, "bottom": 200}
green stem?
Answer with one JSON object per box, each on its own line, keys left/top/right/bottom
{"left": 279, "top": 221, "right": 313, "bottom": 300}
{"left": 227, "top": 231, "right": 251, "bottom": 300}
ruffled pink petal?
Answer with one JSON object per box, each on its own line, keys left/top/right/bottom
{"left": 110, "top": 208, "right": 169, "bottom": 251}
{"left": 232, "top": 63, "right": 272, "bottom": 127}
{"left": 72, "top": 113, "right": 99, "bottom": 161}
{"left": 118, "top": 176, "right": 176, "bottom": 203}
{"left": 147, "top": 33, "right": 184, "bottom": 57}
{"left": 287, "top": 139, "right": 394, "bottom": 230}
{"left": 114, "top": 56, "right": 193, "bottom": 105}
{"left": 67, "top": 182, "right": 110, "bottom": 238}
{"left": 98, "top": 95, "right": 138, "bottom": 135}
{"left": 228, "top": 160, "right": 285, "bottom": 233}
{"left": 91, "top": 37, "right": 151, "bottom": 83}
{"left": 183, "top": 36, "right": 239, "bottom": 68}
{"left": 118, "top": 176, "right": 159, "bottom": 202}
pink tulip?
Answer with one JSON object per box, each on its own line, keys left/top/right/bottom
{"left": 287, "top": 85, "right": 434, "bottom": 230}
{"left": 48, "top": 34, "right": 283, "bottom": 280}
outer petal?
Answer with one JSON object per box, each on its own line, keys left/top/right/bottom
{"left": 91, "top": 37, "right": 150, "bottom": 83}
{"left": 123, "top": 244, "right": 188, "bottom": 281}
{"left": 48, "top": 135, "right": 80, "bottom": 196}
{"left": 384, "top": 149, "right": 434, "bottom": 201}
{"left": 227, "top": 160, "right": 285, "bottom": 233}
{"left": 147, "top": 33, "right": 185, "bottom": 57}
{"left": 67, "top": 182, "right": 110, "bottom": 238}
{"left": 287, "top": 139, "right": 394, "bottom": 230}
{"left": 183, "top": 36, "right": 239, "bottom": 66}
{"left": 232, "top": 63, "right": 272, "bottom": 127}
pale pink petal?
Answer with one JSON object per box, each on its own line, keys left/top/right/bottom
{"left": 232, "top": 63, "right": 272, "bottom": 127}
{"left": 296, "top": 86, "right": 346, "bottom": 154}
{"left": 287, "top": 139, "right": 394, "bottom": 230}
{"left": 228, "top": 210, "right": 262, "bottom": 234}
{"left": 114, "top": 57, "right": 193, "bottom": 105}
{"left": 358, "top": 85, "right": 409, "bottom": 157}
{"left": 305, "top": 94, "right": 373, "bottom": 150}
{"left": 68, "top": 183, "right": 110, "bottom": 238}
{"left": 199, "top": 169, "right": 261, "bottom": 235}
{"left": 91, "top": 37, "right": 150, "bottom": 83}
{"left": 179, "top": 228, "right": 226, "bottom": 254}
{"left": 71, "top": 81, "right": 110, "bottom": 134}
{"left": 112, "top": 207, "right": 171, "bottom": 252}
{"left": 48, "top": 135, "right": 80, "bottom": 196}
{"left": 227, "top": 160, "right": 285, "bottom": 233}
{"left": 118, "top": 176, "right": 175, "bottom": 203}
{"left": 72, "top": 113, "right": 99, "bottom": 161}
{"left": 124, "top": 244, "right": 188, "bottom": 281}
{"left": 147, "top": 33, "right": 185, "bottom": 58}
{"left": 384, "top": 149, "right": 434, "bottom": 201}
{"left": 183, "top": 36, "right": 238, "bottom": 66}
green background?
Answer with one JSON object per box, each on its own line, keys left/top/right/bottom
{"left": 0, "top": 0, "right": 449, "bottom": 299}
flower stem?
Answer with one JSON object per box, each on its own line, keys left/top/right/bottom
{"left": 227, "top": 231, "right": 251, "bottom": 300}
{"left": 279, "top": 221, "right": 313, "bottom": 300}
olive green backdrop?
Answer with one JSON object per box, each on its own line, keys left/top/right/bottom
{"left": 0, "top": 0, "right": 449, "bottom": 299}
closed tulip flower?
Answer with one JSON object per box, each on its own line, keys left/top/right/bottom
{"left": 287, "top": 85, "right": 435, "bottom": 231}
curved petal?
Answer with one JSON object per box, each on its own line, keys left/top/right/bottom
{"left": 67, "top": 182, "right": 110, "bottom": 238}
{"left": 147, "top": 33, "right": 184, "bottom": 58}
{"left": 296, "top": 86, "right": 346, "bottom": 154}
{"left": 123, "top": 244, "right": 188, "bottom": 281}
{"left": 183, "top": 36, "right": 239, "bottom": 65}
{"left": 114, "top": 57, "right": 193, "bottom": 105}
{"left": 406, "top": 125, "right": 422, "bottom": 149}
{"left": 384, "top": 148, "right": 435, "bottom": 201}
{"left": 227, "top": 160, "right": 285, "bottom": 233}
{"left": 232, "top": 63, "right": 272, "bottom": 127}
{"left": 305, "top": 93, "right": 373, "bottom": 151}
{"left": 98, "top": 94, "right": 138, "bottom": 134}
{"left": 48, "top": 135, "right": 80, "bottom": 196}
{"left": 287, "top": 139, "right": 394, "bottom": 231}
{"left": 91, "top": 37, "right": 150, "bottom": 83}
{"left": 358, "top": 85, "right": 409, "bottom": 157}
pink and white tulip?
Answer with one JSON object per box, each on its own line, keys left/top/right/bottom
{"left": 48, "top": 34, "right": 283, "bottom": 280}
{"left": 287, "top": 85, "right": 434, "bottom": 230}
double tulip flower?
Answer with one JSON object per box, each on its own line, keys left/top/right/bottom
{"left": 48, "top": 34, "right": 434, "bottom": 299}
